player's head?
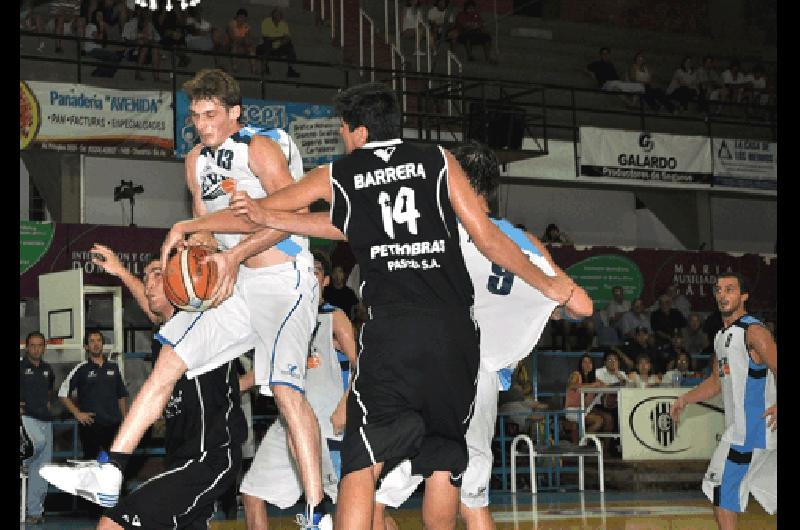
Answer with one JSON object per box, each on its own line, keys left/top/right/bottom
{"left": 714, "top": 272, "right": 749, "bottom": 316}
{"left": 84, "top": 329, "right": 105, "bottom": 357}
{"left": 334, "top": 83, "right": 401, "bottom": 153}
{"left": 26, "top": 331, "right": 46, "bottom": 361}
{"left": 313, "top": 250, "right": 332, "bottom": 289}
{"left": 144, "top": 258, "right": 174, "bottom": 320}
{"left": 451, "top": 141, "right": 500, "bottom": 213}
{"left": 183, "top": 69, "right": 242, "bottom": 148}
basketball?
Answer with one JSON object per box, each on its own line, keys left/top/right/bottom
{"left": 163, "top": 246, "right": 219, "bottom": 312}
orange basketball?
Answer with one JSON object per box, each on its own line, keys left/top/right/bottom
{"left": 163, "top": 246, "right": 219, "bottom": 311}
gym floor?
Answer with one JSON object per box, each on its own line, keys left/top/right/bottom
{"left": 22, "top": 490, "right": 777, "bottom": 529}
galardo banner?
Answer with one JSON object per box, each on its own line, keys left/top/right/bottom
{"left": 20, "top": 80, "right": 174, "bottom": 157}
{"left": 580, "top": 126, "right": 712, "bottom": 184}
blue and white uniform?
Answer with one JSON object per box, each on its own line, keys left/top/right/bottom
{"left": 240, "top": 303, "right": 348, "bottom": 507}
{"left": 158, "top": 126, "right": 318, "bottom": 397}
{"left": 702, "top": 315, "right": 776, "bottom": 514}
{"left": 377, "top": 219, "right": 560, "bottom": 508}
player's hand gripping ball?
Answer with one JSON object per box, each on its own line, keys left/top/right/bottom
{"left": 164, "top": 246, "right": 219, "bottom": 311}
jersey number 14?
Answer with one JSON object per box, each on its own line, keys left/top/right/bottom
{"left": 378, "top": 187, "right": 421, "bottom": 239}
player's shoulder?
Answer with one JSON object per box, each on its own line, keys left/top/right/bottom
{"left": 238, "top": 125, "right": 284, "bottom": 146}
{"left": 737, "top": 314, "right": 765, "bottom": 330}
{"left": 319, "top": 303, "right": 339, "bottom": 314}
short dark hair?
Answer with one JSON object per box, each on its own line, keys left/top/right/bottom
{"left": 26, "top": 331, "right": 46, "bottom": 346}
{"left": 312, "top": 250, "right": 332, "bottom": 277}
{"left": 236, "top": 8, "right": 248, "bottom": 17}
{"left": 717, "top": 272, "right": 749, "bottom": 295}
{"left": 451, "top": 141, "right": 499, "bottom": 206}
{"left": 84, "top": 329, "right": 105, "bottom": 346}
{"left": 634, "top": 326, "right": 649, "bottom": 335}
{"left": 182, "top": 69, "right": 242, "bottom": 109}
{"left": 599, "top": 46, "right": 610, "bottom": 54}
{"left": 603, "top": 350, "right": 619, "bottom": 363}
{"left": 334, "top": 83, "right": 401, "bottom": 142}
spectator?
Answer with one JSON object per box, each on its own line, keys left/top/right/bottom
{"left": 227, "top": 7, "right": 257, "bottom": 74}
{"left": 184, "top": 6, "right": 227, "bottom": 68}
{"left": 84, "top": 9, "right": 123, "bottom": 77}
{"left": 613, "top": 325, "right": 655, "bottom": 371}
{"left": 654, "top": 333, "right": 688, "bottom": 376}
{"left": 427, "top": 0, "right": 456, "bottom": 55}
{"left": 594, "top": 351, "right": 627, "bottom": 438}
{"left": 400, "top": 0, "right": 425, "bottom": 57}
{"left": 99, "top": 0, "right": 127, "bottom": 38}
{"left": 663, "top": 351, "right": 700, "bottom": 386}
{"left": 585, "top": 47, "right": 643, "bottom": 105}
{"left": 498, "top": 384, "right": 547, "bottom": 438}
{"left": 681, "top": 313, "right": 709, "bottom": 356}
{"left": 563, "top": 370, "right": 611, "bottom": 441}
{"left": 58, "top": 329, "right": 128, "bottom": 460}
{"left": 745, "top": 63, "right": 771, "bottom": 107}
{"left": 619, "top": 297, "right": 651, "bottom": 340}
{"left": 21, "top": 0, "right": 47, "bottom": 52}
{"left": 572, "top": 354, "right": 615, "bottom": 446}
{"left": 154, "top": 5, "right": 190, "bottom": 67}
{"left": 20, "top": 331, "right": 55, "bottom": 525}
{"left": 650, "top": 294, "right": 687, "bottom": 347}
{"left": 75, "top": 0, "right": 98, "bottom": 43}
{"left": 666, "top": 56, "right": 703, "bottom": 112}
{"left": 666, "top": 284, "right": 692, "bottom": 320}
{"left": 512, "top": 359, "right": 533, "bottom": 397}
{"left": 605, "top": 285, "right": 630, "bottom": 333}
{"left": 258, "top": 8, "right": 300, "bottom": 78}
{"left": 627, "top": 51, "right": 675, "bottom": 113}
{"left": 122, "top": 7, "right": 162, "bottom": 81}
{"left": 720, "top": 59, "right": 750, "bottom": 106}
{"left": 571, "top": 317, "right": 598, "bottom": 351}
{"left": 323, "top": 265, "right": 359, "bottom": 319}
{"left": 454, "top": 0, "right": 495, "bottom": 63}
{"left": 541, "top": 223, "right": 572, "bottom": 244}
{"left": 627, "top": 354, "right": 661, "bottom": 387}
{"left": 696, "top": 55, "right": 723, "bottom": 104}
{"left": 44, "top": 0, "right": 81, "bottom": 53}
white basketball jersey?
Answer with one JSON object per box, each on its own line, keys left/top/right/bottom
{"left": 195, "top": 125, "right": 308, "bottom": 256}
{"left": 458, "top": 218, "right": 558, "bottom": 373}
{"left": 714, "top": 315, "right": 776, "bottom": 449}
{"left": 305, "top": 304, "right": 347, "bottom": 441}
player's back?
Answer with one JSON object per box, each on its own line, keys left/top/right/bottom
{"left": 459, "top": 218, "right": 559, "bottom": 373}
{"left": 330, "top": 139, "right": 473, "bottom": 309}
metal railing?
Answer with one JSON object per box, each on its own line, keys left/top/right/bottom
{"left": 310, "top": 0, "right": 344, "bottom": 48}
{"left": 389, "top": 44, "right": 408, "bottom": 113}
{"left": 414, "top": 11, "right": 433, "bottom": 75}
{"left": 359, "top": 9, "right": 376, "bottom": 82}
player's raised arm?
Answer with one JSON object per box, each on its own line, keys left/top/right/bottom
{"left": 445, "top": 149, "right": 574, "bottom": 305}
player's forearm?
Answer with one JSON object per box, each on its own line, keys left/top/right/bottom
{"left": 680, "top": 375, "right": 720, "bottom": 405}
{"left": 229, "top": 227, "right": 295, "bottom": 264}
{"left": 116, "top": 270, "right": 159, "bottom": 324}
{"left": 60, "top": 397, "right": 81, "bottom": 417}
{"left": 260, "top": 211, "right": 346, "bottom": 240}
{"left": 177, "top": 210, "right": 261, "bottom": 235}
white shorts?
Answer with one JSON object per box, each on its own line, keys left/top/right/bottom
{"left": 375, "top": 367, "right": 498, "bottom": 509}
{"left": 239, "top": 417, "right": 339, "bottom": 508}
{"left": 157, "top": 260, "right": 318, "bottom": 392}
{"left": 702, "top": 441, "right": 776, "bottom": 515}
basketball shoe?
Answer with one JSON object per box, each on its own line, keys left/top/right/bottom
{"left": 295, "top": 502, "right": 333, "bottom": 530}
{"left": 39, "top": 452, "right": 122, "bottom": 508}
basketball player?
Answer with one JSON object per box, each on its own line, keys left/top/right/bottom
{"left": 372, "top": 142, "right": 593, "bottom": 530}
{"left": 40, "top": 68, "right": 330, "bottom": 528}
{"left": 671, "top": 273, "right": 776, "bottom": 529}
{"left": 43, "top": 246, "right": 248, "bottom": 529}
{"left": 238, "top": 250, "right": 357, "bottom": 529}
{"left": 163, "top": 82, "right": 577, "bottom": 530}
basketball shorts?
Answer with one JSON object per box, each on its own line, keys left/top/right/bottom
{"left": 702, "top": 442, "right": 776, "bottom": 514}
{"left": 157, "top": 260, "right": 318, "bottom": 394}
{"left": 341, "top": 304, "right": 480, "bottom": 486}
{"left": 376, "top": 367, "right": 498, "bottom": 508}
{"left": 105, "top": 445, "right": 241, "bottom": 529}
{"left": 239, "top": 417, "right": 339, "bottom": 508}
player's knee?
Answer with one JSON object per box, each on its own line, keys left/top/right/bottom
{"left": 96, "top": 516, "right": 124, "bottom": 530}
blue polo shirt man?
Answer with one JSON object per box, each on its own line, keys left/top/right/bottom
{"left": 59, "top": 330, "right": 128, "bottom": 459}
{"left": 20, "top": 331, "right": 55, "bottom": 524}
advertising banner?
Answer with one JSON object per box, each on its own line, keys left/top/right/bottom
{"left": 19, "top": 80, "right": 173, "bottom": 157}
{"left": 619, "top": 388, "right": 724, "bottom": 460}
{"left": 175, "top": 91, "right": 344, "bottom": 167}
{"left": 580, "top": 126, "right": 712, "bottom": 184}
{"left": 712, "top": 138, "right": 777, "bottom": 190}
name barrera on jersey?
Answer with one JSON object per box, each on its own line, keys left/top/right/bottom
{"left": 330, "top": 139, "right": 473, "bottom": 308}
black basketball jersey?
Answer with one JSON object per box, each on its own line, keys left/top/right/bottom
{"left": 330, "top": 139, "right": 473, "bottom": 308}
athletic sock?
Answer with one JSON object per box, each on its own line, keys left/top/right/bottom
{"left": 105, "top": 451, "right": 131, "bottom": 473}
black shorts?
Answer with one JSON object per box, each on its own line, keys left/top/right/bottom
{"left": 341, "top": 305, "right": 480, "bottom": 485}
{"left": 105, "top": 445, "right": 241, "bottom": 530}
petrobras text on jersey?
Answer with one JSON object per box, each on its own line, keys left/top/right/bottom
{"left": 386, "top": 258, "right": 442, "bottom": 271}
{"left": 370, "top": 239, "right": 446, "bottom": 259}
{"left": 354, "top": 163, "right": 427, "bottom": 190}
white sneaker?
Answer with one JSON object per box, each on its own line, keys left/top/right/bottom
{"left": 39, "top": 460, "right": 122, "bottom": 507}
